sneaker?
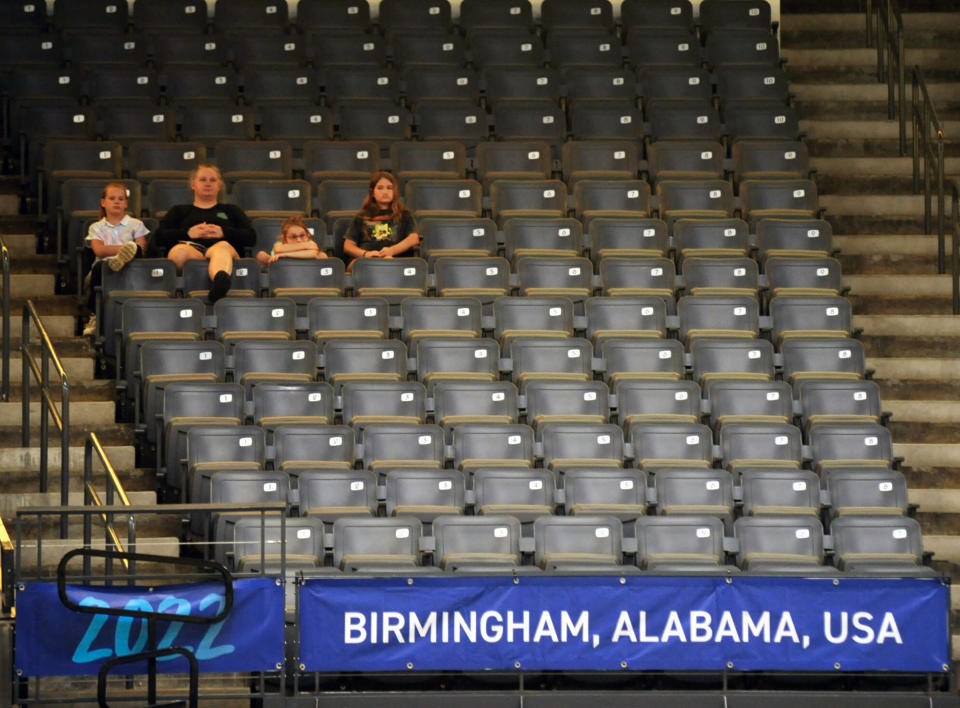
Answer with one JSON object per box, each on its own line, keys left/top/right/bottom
{"left": 208, "top": 270, "right": 232, "bottom": 303}
{"left": 107, "top": 241, "right": 138, "bottom": 271}
{"left": 82, "top": 315, "right": 97, "bottom": 337}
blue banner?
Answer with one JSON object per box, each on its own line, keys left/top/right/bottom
{"left": 16, "top": 577, "right": 284, "bottom": 676}
{"left": 300, "top": 575, "right": 949, "bottom": 673}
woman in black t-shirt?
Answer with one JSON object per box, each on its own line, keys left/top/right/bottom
{"left": 343, "top": 171, "right": 419, "bottom": 272}
{"left": 155, "top": 164, "right": 255, "bottom": 302}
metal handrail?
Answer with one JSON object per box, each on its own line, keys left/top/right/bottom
{"left": 0, "top": 517, "right": 13, "bottom": 612}
{"left": 20, "top": 300, "right": 71, "bottom": 539}
{"left": 1, "top": 236, "right": 9, "bottom": 401}
{"left": 82, "top": 433, "right": 135, "bottom": 579}
{"left": 867, "top": 0, "right": 906, "bottom": 155}
{"left": 912, "top": 68, "right": 948, "bottom": 276}
{"left": 950, "top": 180, "right": 960, "bottom": 315}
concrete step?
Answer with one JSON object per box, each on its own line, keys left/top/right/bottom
{"left": 895, "top": 443, "right": 960, "bottom": 468}
{"left": 0, "top": 445, "right": 136, "bottom": 475}
{"left": 0, "top": 490, "right": 156, "bottom": 519}
{"left": 850, "top": 294, "right": 956, "bottom": 314}
{"left": 861, "top": 335, "right": 960, "bottom": 358}
{"left": 0, "top": 232, "right": 38, "bottom": 257}
{"left": 853, "top": 314, "right": 960, "bottom": 335}
{"left": 880, "top": 380, "right": 960, "bottom": 401}
{"left": 784, "top": 47, "right": 960, "bottom": 70}
{"left": 792, "top": 82, "right": 960, "bottom": 102}
{"left": 2, "top": 378, "right": 115, "bottom": 403}
{"left": 812, "top": 156, "right": 960, "bottom": 176}
{"left": 9, "top": 273, "right": 55, "bottom": 298}
{"left": 911, "top": 488, "right": 960, "bottom": 514}
{"left": 0, "top": 314, "right": 76, "bottom": 340}
{"left": 5, "top": 354, "right": 94, "bottom": 383}
{"left": 820, "top": 193, "right": 938, "bottom": 216}
{"left": 0, "top": 400, "right": 116, "bottom": 427}
{"left": 16, "top": 536, "right": 181, "bottom": 570}
{"left": 785, "top": 12, "right": 960, "bottom": 32}
{"left": 921, "top": 534, "right": 960, "bottom": 566}
{"left": 870, "top": 357, "right": 960, "bottom": 381}
{"left": 888, "top": 400, "right": 960, "bottom": 423}
{"left": 0, "top": 194, "right": 18, "bottom": 216}
{"left": 845, "top": 273, "right": 953, "bottom": 296}
{"left": 9, "top": 253, "right": 58, "bottom": 274}
{"left": 834, "top": 233, "right": 939, "bottom": 254}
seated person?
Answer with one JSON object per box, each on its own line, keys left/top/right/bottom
{"left": 256, "top": 215, "right": 327, "bottom": 265}
{"left": 342, "top": 171, "right": 419, "bottom": 272}
{"left": 83, "top": 182, "right": 150, "bottom": 336}
{"left": 155, "top": 164, "right": 255, "bottom": 302}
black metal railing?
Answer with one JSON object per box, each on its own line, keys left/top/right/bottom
{"left": 1, "top": 236, "right": 9, "bottom": 402}
{"left": 20, "top": 300, "right": 71, "bottom": 538}
{"left": 867, "top": 1, "right": 956, "bottom": 313}
{"left": 912, "top": 69, "right": 948, "bottom": 274}
{"left": 58, "top": 549, "right": 232, "bottom": 708}
{"left": 82, "top": 433, "right": 135, "bottom": 582}
{"left": 866, "top": 0, "right": 907, "bottom": 154}
{"left": 950, "top": 180, "right": 960, "bottom": 315}
{"left": 0, "top": 517, "right": 12, "bottom": 613}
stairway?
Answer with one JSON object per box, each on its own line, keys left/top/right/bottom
{"left": 781, "top": 0, "right": 960, "bottom": 652}
{"left": 0, "top": 178, "right": 179, "bottom": 571}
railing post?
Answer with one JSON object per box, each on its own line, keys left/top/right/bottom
{"left": 1, "top": 239, "right": 9, "bottom": 403}
{"left": 60, "top": 378, "right": 70, "bottom": 540}
{"left": 20, "top": 307, "right": 28, "bottom": 448}
{"left": 39, "top": 346, "right": 48, "bottom": 496}
{"left": 937, "top": 133, "right": 945, "bottom": 275}
{"left": 952, "top": 183, "right": 959, "bottom": 315}
{"left": 897, "top": 31, "right": 905, "bottom": 154}
{"left": 912, "top": 71, "right": 920, "bottom": 194}
{"left": 865, "top": 0, "right": 875, "bottom": 48}
{"left": 83, "top": 438, "right": 92, "bottom": 580}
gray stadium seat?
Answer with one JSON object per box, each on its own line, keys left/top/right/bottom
{"left": 361, "top": 423, "right": 446, "bottom": 471}
{"left": 601, "top": 338, "right": 685, "bottom": 384}
{"left": 432, "top": 515, "right": 525, "bottom": 573}
{"left": 719, "top": 422, "right": 803, "bottom": 471}
{"left": 740, "top": 468, "right": 820, "bottom": 517}
{"left": 385, "top": 468, "right": 465, "bottom": 521}
{"left": 534, "top": 516, "right": 635, "bottom": 573}
{"left": 341, "top": 381, "right": 427, "bottom": 426}
{"left": 830, "top": 515, "right": 936, "bottom": 576}
{"left": 401, "top": 296, "right": 482, "bottom": 343}
{"left": 629, "top": 421, "right": 713, "bottom": 469}
{"left": 524, "top": 380, "right": 610, "bottom": 427}
{"left": 563, "top": 468, "right": 647, "bottom": 520}
{"left": 452, "top": 423, "right": 535, "bottom": 472}
{"left": 541, "top": 422, "right": 624, "bottom": 470}
{"left": 635, "top": 515, "right": 730, "bottom": 574}
{"left": 308, "top": 297, "right": 387, "bottom": 345}
{"left": 415, "top": 338, "right": 500, "bottom": 387}
{"left": 322, "top": 339, "right": 407, "bottom": 388}
{"left": 654, "top": 467, "right": 734, "bottom": 529}
{"left": 273, "top": 423, "right": 355, "bottom": 471}
{"left": 298, "top": 468, "right": 378, "bottom": 522}
{"left": 585, "top": 295, "right": 667, "bottom": 343}
{"left": 433, "top": 381, "right": 519, "bottom": 427}
{"left": 473, "top": 468, "right": 554, "bottom": 521}
{"left": 332, "top": 517, "right": 436, "bottom": 574}
{"left": 691, "top": 337, "right": 775, "bottom": 384}
{"left": 734, "top": 515, "right": 836, "bottom": 575}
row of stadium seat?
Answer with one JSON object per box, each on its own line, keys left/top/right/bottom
{"left": 222, "top": 513, "right": 930, "bottom": 578}
{"left": 162, "top": 415, "right": 894, "bottom": 488}
{"left": 130, "top": 338, "right": 870, "bottom": 431}
{"left": 11, "top": 100, "right": 800, "bottom": 161}
{"left": 200, "top": 462, "right": 907, "bottom": 526}
{"left": 0, "top": 27, "right": 783, "bottom": 71}
{"left": 1, "top": 0, "right": 775, "bottom": 38}
{"left": 134, "top": 375, "right": 885, "bottom": 432}
{"left": 6, "top": 64, "right": 790, "bottom": 108}
{"left": 40, "top": 138, "right": 810, "bottom": 191}
{"left": 64, "top": 177, "right": 818, "bottom": 239}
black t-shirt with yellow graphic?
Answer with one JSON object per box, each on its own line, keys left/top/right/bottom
{"left": 345, "top": 208, "right": 417, "bottom": 254}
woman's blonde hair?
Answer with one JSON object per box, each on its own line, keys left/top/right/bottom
{"left": 99, "top": 182, "right": 129, "bottom": 218}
